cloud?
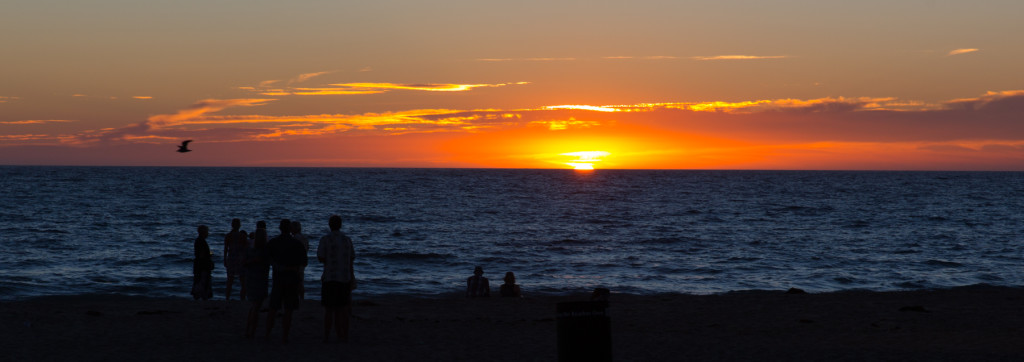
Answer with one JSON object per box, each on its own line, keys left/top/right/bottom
{"left": 609, "top": 97, "right": 909, "bottom": 113}
{"left": 476, "top": 57, "right": 576, "bottom": 62}
{"left": 0, "top": 134, "right": 54, "bottom": 141}
{"left": 0, "top": 96, "right": 18, "bottom": 103}
{"left": 54, "top": 98, "right": 276, "bottom": 145}
{"left": 692, "top": 55, "right": 789, "bottom": 61}
{"left": 289, "top": 71, "right": 333, "bottom": 84}
{"left": 943, "top": 90, "right": 1024, "bottom": 111}
{"left": 544, "top": 105, "right": 620, "bottom": 112}
{"left": 132, "top": 96, "right": 153, "bottom": 100}
{"left": 247, "top": 81, "right": 529, "bottom": 96}
{"left": 14, "top": 90, "right": 1024, "bottom": 170}
{"left": 947, "top": 48, "right": 979, "bottom": 56}
{"left": 603, "top": 56, "right": 678, "bottom": 60}
{"left": 1, "top": 119, "right": 76, "bottom": 125}
{"left": 146, "top": 98, "right": 277, "bottom": 128}
{"left": 333, "top": 82, "right": 529, "bottom": 92}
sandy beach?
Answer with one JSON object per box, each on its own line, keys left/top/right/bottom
{"left": 3, "top": 285, "right": 1023, "bottom": 361}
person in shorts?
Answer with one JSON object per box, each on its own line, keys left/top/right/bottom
{"left": 317, "top": 214, "right": 356, "bottom": 343}
{"left": 264, "top": 219, "right": 307, "bottom": 344}
{"left": 223, "top": 218, "right": 247, "bottom": 301}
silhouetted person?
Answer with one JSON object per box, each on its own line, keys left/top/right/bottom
{"left": 500, "top": 272, "right": 522, "bottom": 298}
{"left": 224, "top": 218, "right": 247, "bottom": 301}
{"left": 254, "top": 220, "right": 267, "bottom": 246}
{"left": 466, "top": 266, "right": 490, "bottom": 298}
{"left": 191, "top": 225, "right": 213, "bottom": 300}
{"left": 265, "top": 219, "right": 308, "bottom": 344}
{"left": 177, "top": 140, "right": 192, "bottom": 153}
{"left": 244, "top": 228, "right": 270, "bottom": 338}
{"left": 291, "top": 220, "right": 309, "bottom": 300}
{"left": 317, "top": 215, "right": 356, "bottom": 343}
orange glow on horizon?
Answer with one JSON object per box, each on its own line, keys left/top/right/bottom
{"left": 544, "top": 105, "right": 620, "bottom": 112}
{"left": 561, "top": 151, "right": 610, "bottom": 169}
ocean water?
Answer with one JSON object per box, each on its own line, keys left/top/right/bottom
{"left": 2, "top": 166, "right": 1022, "bottom": 300}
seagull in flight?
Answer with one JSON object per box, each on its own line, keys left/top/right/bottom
{"left": 177, "top": 140, "right": 193, "bottom": 153}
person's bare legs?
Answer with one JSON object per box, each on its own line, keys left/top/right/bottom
{"left": 282, "top": 309, "right": 294, "bottom": 344}
{"left": 239, "top": 275, "right": 247, "bottom": 301}
{"left": 245, "top": 300, "right": 262, "bottom": 338}
{"left": 323, "top": 308, "right": 335, "bottom": 343}
{"left": 337, "top": 305, "right": 351, "bottom": 342}
{"left": 225, "top": 274, "right": 234, "bottom": 301}
{"left": 264, "top": 308, "right": 277, "bottom": 338}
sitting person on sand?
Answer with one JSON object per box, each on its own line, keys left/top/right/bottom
{"left": 466, "top": 266, "right": 490, "bottom": 298}
{"left": 499, "top": 272, "right": 522, "bottom": 298}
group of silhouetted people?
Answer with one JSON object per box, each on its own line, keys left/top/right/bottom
{"left": 192, "top": 215, "right": 355, "bottom": 344}
{"left": 466, "top": 266, "right": 522, "bottom": 298}
{"left": 191, "top": 216, "right": 525, "bottom": 344}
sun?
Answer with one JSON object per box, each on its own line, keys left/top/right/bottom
{"left": 565, "top": 163, "right": 598, "bottom": 170}
{"left": 561, "top": 151, "right": 609, "bottom": 170}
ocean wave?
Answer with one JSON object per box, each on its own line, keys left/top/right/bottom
{"left": 372, "top": 252, "right": 454, "bottom": 260}
{"left": 358, "top": 214, "right": 398, "bottom": 223}
{"left": 769, "top": 205, "right": 836, "bottom": 216}
{"left": 548, "top": 238, "right": 594, "bottom": 245}
{"left": 924, "top": 259, "right": 964, "bottom": 268}
{"left": 894, "top": 280, "right": 927, "bottom": 289}
{"left": 833, "top": 276, "right": 857, "bottom": 284}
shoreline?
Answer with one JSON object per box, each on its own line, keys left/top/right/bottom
{"left": 2, "top": 286, "right": 1024, "bottom": 359}
{"left": 3, "top": 285, "right": 1023, "bottom": 360}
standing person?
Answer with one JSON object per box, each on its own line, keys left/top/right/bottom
{"left": 264, "top": 219, "right": 308, "bottom": 344}
{"left": 290, "top": 220, "right": 309, "bottom": 300}
{"left": 499, "top": 272, "right": 522, "bottom": 298}
{"left": 316, "top": 215, "right": 356, "bottom": 343}
{"left": 244, "top": 228, "right": 270, "bottom": 338}
{"left": 191, "top": 225, "right": 214, "bottom": 301}
{"left": 252, "top": 220, "right": 267, "bottom": 247}
{"left": 224, "top": 218, "right": 247, "bottom": 301}
{"left": 466, "top": 266, "right": 490, "bottom": 298}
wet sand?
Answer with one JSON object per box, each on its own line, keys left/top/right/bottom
{"left": 3, "top": 285, "right": 1023, "bottom": 361}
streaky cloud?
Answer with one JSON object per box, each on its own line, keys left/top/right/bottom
{"left": 56, "top": 98, "right": 277, "bottom": 146}
{"left": 147, "top": 98, "right": 277, "bottom": 128}
{"left": 692, "top": 55, "right": 789, "bottom": 61}
{"left": 289, "top": 71, "right": 333, "bottom": 84}
{"left": 943, "top": 90, "right": 1024, "bottom": 111}
{"left": 0, "top": 134, "right": 53, "bottom": 141}
{"left": 476, "top": 57, "right": 575, "bottom": 62}
{"left": 248, "top": 81, "right": 530, "bottom": 96}
{"left": 1, "top": 119, "right": 76, "bottom": 125}
{"left": 603, "top": 56, "right": 677, "bottom": 60}
{"left": 947, "top": 48, "right": 979, "bottom": 56}
{"left": 544, "top": 105, "right": 620, "bottom": 112}
{"left": 25, "top": 90, "right": 1024, "bottom": 157}
{"left": 335, "top": 82, "right": 530, "bottom": 92}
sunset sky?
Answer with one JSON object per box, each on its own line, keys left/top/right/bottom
{"left": 3, "top": 0, "right": 1024, "bottom": 170}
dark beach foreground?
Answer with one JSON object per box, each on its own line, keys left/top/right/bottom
{"left": 3, "top": 285, "right": 1023, "bottom": 361}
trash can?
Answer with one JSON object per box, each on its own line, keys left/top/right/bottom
{"left": 556, "top": 300, "right": 612, "bottom": 362}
